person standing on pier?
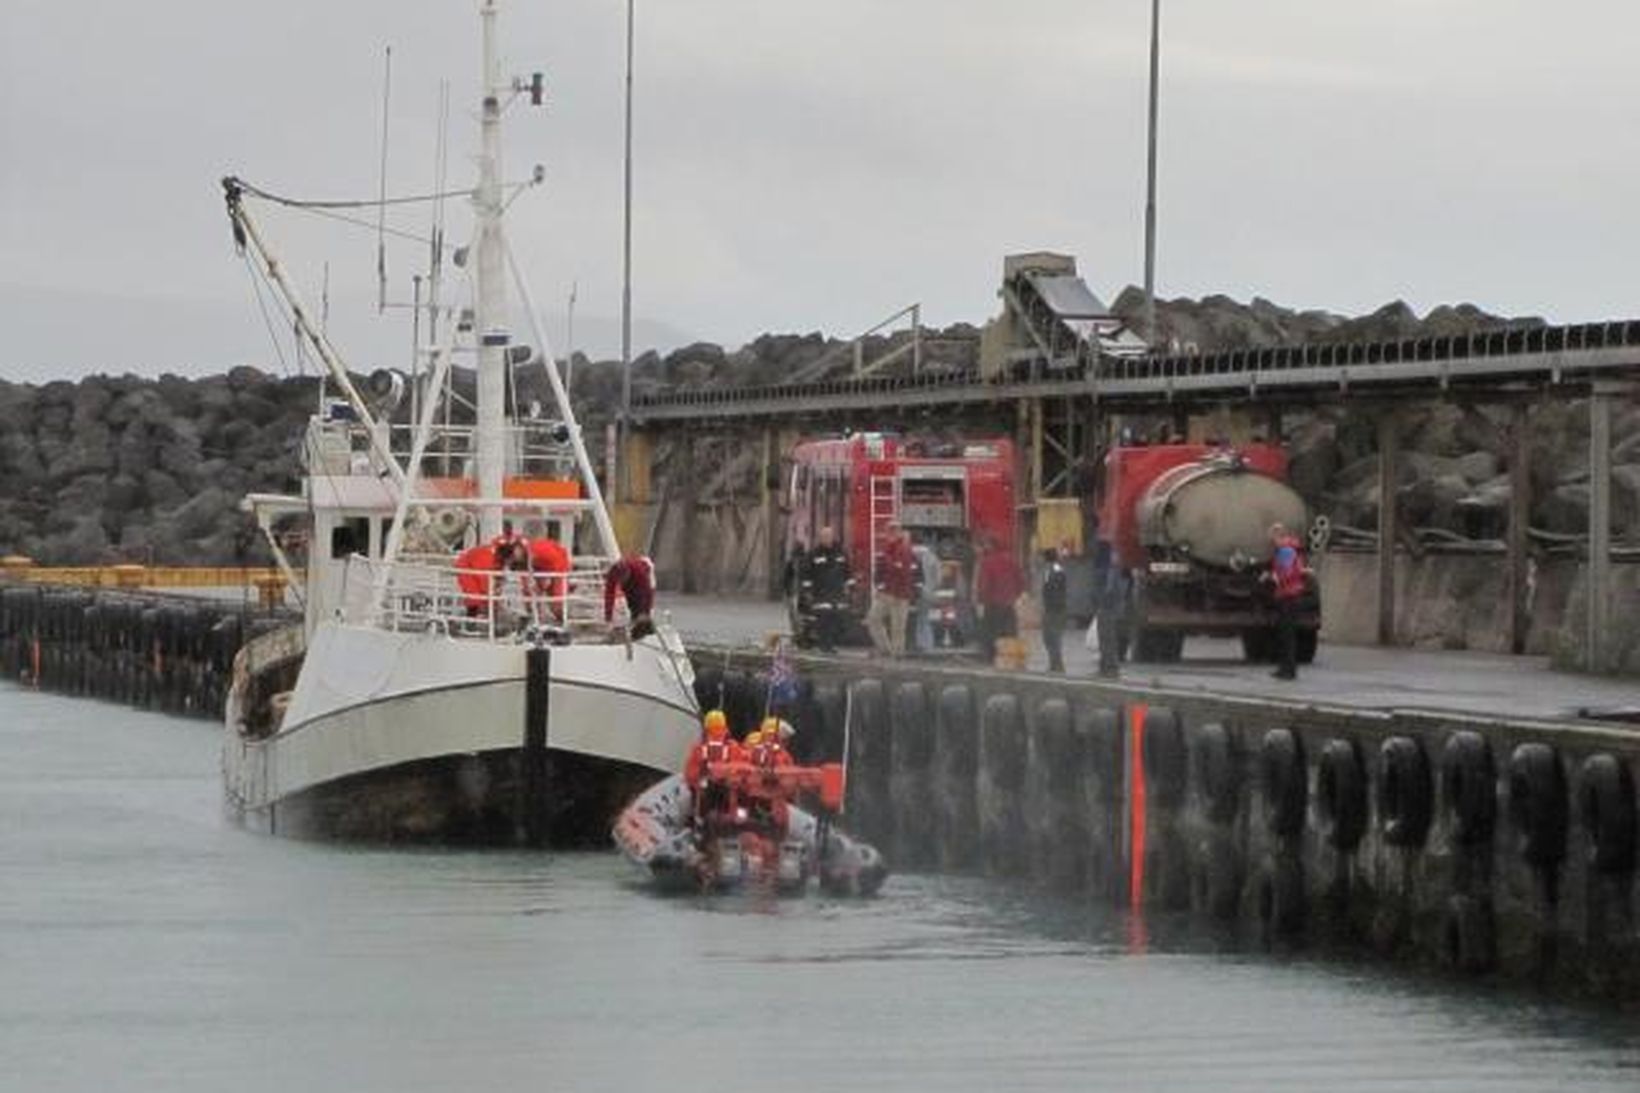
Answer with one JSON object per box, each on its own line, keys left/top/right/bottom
{"left": 802, "top": 526, "right": 851, "bottom": 653}
{"left": 866, "top": 522, "right": 916, "bottom": 657}
{"left": 1040, "top": 546, "right": 1068, "bottom": 673}
{"left": 1262, "top": 523, "right": 1312, "bottom": 681}
{"left": 975, "top": 535, "right": 1024, "bottom": 664}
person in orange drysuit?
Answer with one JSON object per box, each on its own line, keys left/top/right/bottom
{"left": 744, "top": 718, "right": 797, "bottom": 844}
{"left": 528, "top": 536, "right": 572, "bottom": 621}
{"left": 686, "top": 710, "right": 745, "bottom": 833}
{"left": 753, "top": 717, "right": 796, "bottom": 768}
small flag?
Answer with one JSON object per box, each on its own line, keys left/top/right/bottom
{"left": 767, "top": 638, "right": 798, "bottom": 712}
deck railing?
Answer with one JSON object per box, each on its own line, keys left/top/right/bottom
{"left": 338, "top": 554, "right": 625, "bottom": 643}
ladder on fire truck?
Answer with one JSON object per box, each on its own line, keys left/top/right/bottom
{"left": 867, "top": 474, "right": 898, "bottom": 587}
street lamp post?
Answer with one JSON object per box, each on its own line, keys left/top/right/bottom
{"left": 1143, "top": 0, "right": 1161, "bottom": 348}
{"left": 618, "top": 0, "right": 635, "bottom": 502}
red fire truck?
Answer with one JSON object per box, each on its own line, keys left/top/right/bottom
{"left": 783, "top": 433, "right": 1016, "bottom": 647}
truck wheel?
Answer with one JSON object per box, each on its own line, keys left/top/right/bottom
{"left": 1241, "top": 628, "right": 1274, "bottom": 663}
{"left": 1295, "top": 629, "right": 1319, "bottom": 665}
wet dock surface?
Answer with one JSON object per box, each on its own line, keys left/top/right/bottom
{"left": 664, "top": 595, "right": 1639, "bottom": 727}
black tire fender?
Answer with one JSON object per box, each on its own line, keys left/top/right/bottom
{"left": 1507, "top": 742, "right": 1567, "bottom": 868}
{"left": 891, "top": 681, "right": 934, "bottom": 773}
{"left": 1260, "top": 728, "right": 1307, "bottom": 838}
{"left": 1440, "top": 731, "right": 1496, "bottom": 847}
{"left": 1191, "top": 721, "right": 1238, "bottom": 825}
{"left": 981, "top": 693, "right": 1026, "bottom": 793}
{"left": 1377, "top": 735, "right": 1433, "bottom": 848}
{"left": 1317, "top": 738, "right": 1367, "bottom": 852}
{"left": 1140, "top": 706, "right": 1185, "bottom": 809}
{"left": 1577, "top": 753, "right": 1636, "bottom": 875}
{"left": 1442, "top": 894, "right": 1494, "bottom": 975}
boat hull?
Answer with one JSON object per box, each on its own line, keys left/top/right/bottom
{"left": 235, "top": 746, "right": 661, "bottom": 844}
{"left": 225, "top": 621, "right": 700, "bottom": 845}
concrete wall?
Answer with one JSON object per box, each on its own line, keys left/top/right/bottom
{"left": 1320, "top": 553, "right": 1640, "bottom": 670}
{"left": 695, "top": 650, "right": 1640, "bottom": 1004}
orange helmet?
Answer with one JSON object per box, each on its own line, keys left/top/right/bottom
{"left": 703, "top": 710, "right": 729, "bottom": 738}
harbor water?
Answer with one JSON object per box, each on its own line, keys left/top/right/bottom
{"left": 3, "top": 683, "right": 1637, "bottom": 1093}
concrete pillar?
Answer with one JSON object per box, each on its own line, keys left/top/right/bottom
{"left": 1508, "top": 403, "right": 1531, "bottom": 655}
{"left": 1587, "top": 390, "right": 1613, "bottom": 672}
{"left": 761, "top": 427, "right": 782, "bottom": 601}
{"left": 678, "top": 436, "right": 699, "bottom": 595}
{"left": 1029, "top": 398, "right": 1045, "bottom": 500}
{"left": 1377, "top": 411, "right": 1399, "bottom": 646}
{"left": 1016, "top": 399, "right": 1034, "bottom": 560}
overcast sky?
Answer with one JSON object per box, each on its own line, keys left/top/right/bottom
{"left": 3, "top": 0, "right": 1638, "bottom": 381}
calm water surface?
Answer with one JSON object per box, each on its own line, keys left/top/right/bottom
{"left": 2, "top": 683, "right": 1636, "bottom": 1092}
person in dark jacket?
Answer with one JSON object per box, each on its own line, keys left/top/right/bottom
{"left": 801, "top": 525, "right": 852, "bottom": 653}
{"left": 1093, "top": 540, "right": 1126, "bottom": 679}
{"left": 1040, "top": 547, "right": 1068, "bottom": 673}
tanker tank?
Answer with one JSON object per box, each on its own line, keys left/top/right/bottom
{"left": 1136, "top": 454, "right": 1309, "bottom": 571}
{"left": 1100, "top": 443, "right": 1321, "bottom": 665}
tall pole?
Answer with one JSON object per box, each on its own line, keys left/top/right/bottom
{"left": 618, "top": 0, "right": 635, "bottom": 502}
{"left": 1142, "top": 0, "right": 1161, "bottom": 348}
{"left": 566, "top": 280, "right": 578, "bottom": 394}
{"left": 474, "top": 0, "right": 508, "bottom": 540}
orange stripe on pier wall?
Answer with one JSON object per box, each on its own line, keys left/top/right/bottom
{"left": 1128, "top": 702, "right": 1149, "bottom": 911}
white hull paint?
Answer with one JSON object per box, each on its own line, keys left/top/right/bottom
{"left": 224, "top": 621, "right": 699, "bottom": 833}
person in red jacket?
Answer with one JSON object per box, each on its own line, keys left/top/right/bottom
{"left": 866, "top": 522, "right": 917, "bottom": 657}
{"left": 975, "top": 535, "right": 1024, "bottom": 663}
{"left": 604, "top": 552, "right": 656, "bottom": 639}
{"left": 528, "top": 536, "right": 572, "bottom": 621}
{"left": 1261, "top": 523, "right": 1313, "bottom": 681}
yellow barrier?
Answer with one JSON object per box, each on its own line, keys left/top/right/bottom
{"left": 2, "top": 565, "right": 285, "bottom": 590}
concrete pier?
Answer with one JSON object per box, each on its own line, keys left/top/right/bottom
{"left": 695, "top": 647, "right": 1640, "bottom": 1004}
{"left": 0, "top": 583, "right": 268, "bottom": 719}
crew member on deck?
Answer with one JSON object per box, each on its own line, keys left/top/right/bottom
{"left": 528, "top": 535, "right": 572, "bottom": 621}
{"left": 603, "top": 552, "right": 656, "bottom": 639}
{"left": 454, "top": 542, "right": 499, "bottom": 618}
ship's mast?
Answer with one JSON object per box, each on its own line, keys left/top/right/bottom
{"left": 474, "top": 0, "right": 508, "bottom": 541}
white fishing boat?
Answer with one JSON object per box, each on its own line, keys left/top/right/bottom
{"left": 220, "top": 0, "right": 699, "bottom": 843}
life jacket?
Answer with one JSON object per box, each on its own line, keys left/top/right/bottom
{"left": 685, "top": 736, "right": 742, "bottom": 788}
{"left": 1270, "top": 536, "right": 1307, "bottom": 601}
{"left": 751, "top": 741, "right": 792, "bottom": 769}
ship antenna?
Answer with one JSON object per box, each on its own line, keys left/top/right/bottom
{"left": 376, "top": 46, "right": 393, "bottom": 314}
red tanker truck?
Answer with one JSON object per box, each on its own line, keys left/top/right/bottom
{"left": 1099, "top": 442, "right": 1321, "bottom": 664}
